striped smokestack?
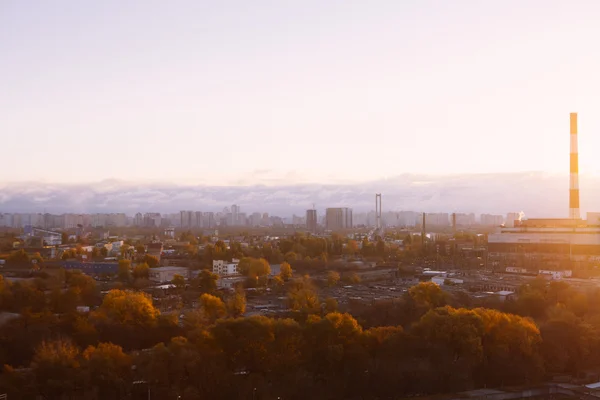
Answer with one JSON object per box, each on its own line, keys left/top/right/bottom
{"left": 570, "top": 112, "right": 580, "bottom": 219}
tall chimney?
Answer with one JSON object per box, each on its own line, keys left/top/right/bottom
{"left": 570, "top": 112, "right": 580, "bottom": 219}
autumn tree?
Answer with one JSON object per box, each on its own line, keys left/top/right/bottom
{"left": 195, "top": 269, "right": 218, "bottom": 293}
{"left": 327, "top": 270, "right": 341, "bottom": 287}
{"left": 280, "top": 261, "right": 293, "bottom": 281}
{"left": 199, "top": 293, "right": 227, "bottom": 323}
{"left": 118, "top": 259, "right": 131, "bottom": 282}
{"left": 226, "top": 289, "right": 247, "bottom": 317}
{"left": 82, "top": 342, "right": 132, "bottom": 398}
{"left": 132, "top": 262, "right": 150, "bottom": 280}
{"left": 288, "top": 275, "right": 320, "bottom": 314}
{"left": 31, "top": 339, "right": 82, "bottom": 399}
{"left": 172, "top": 274, "right": 186, "bottom": 292}
{"left": 409, "top": 282, "right": 448, "bottom": 309}
{"left": 143, "top": 254, "right": 160, "bottom": 268}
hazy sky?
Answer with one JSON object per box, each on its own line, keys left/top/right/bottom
{"left": 3, "top": 0, "right": 600, "bottom": 185}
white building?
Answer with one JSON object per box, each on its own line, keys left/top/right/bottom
{"left": 212, "top": 259, "right": 240, "bottom": 276}
{"left": 148, "top": 266, "right": 189, "bottom": 283}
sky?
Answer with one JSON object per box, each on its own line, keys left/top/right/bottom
{"left": 3, "top": 0, "right": 600, "bottom": 185}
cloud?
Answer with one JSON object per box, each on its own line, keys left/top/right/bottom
{"left": 0, "top": 172, "right": 598, "bottom": 217}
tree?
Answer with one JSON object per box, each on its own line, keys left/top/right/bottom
{"left": 346, "top": 240, "right": 359, "bottom": 255}
{"left": 409, "top": 282, "right": 448, "bottom": 309}
{"left": 195, "top": 269, "right": 218, "bottom": 293}
{"left": 345, "top": 272, "right": 361, "bottom": 284}
{"left": 227, "top": 289, "right": 247, "bottom": 317}
{"left": 172, "top": 274, "right": 186, "bottom": 292}
{"left": 199, "top": 293, "right": 227, "bottom": 323}
{"left": 93, "top": 289, "right": 160, "bottom": 327}
{"left": 6, "top": 249, "right": 29, "bottom": 267}
{"left": 118, "top": 259, "right": 131, "bottom": 282}
{"left": 31, "top": 339, "right": 81, "bottom": 399}
{"left": 82, "top": 342, "right": 132, "bottom": 398}
{"left": 280, "top": 261, "right": 293, "bottom": 281}
{"left": 284, "top": 251, "right": 298, "bottom": 263}
{"left": 325, "top": 297, "right": 338, "bottom": 313}
{"left": 132, "top": 263, "right": 150, "bottom": 280}
{"left": 144, "top": 254, "right": 160, "bottom": 268}
{"left": 288, "top": 276, "right": 320, "bottom": 314}
{"left": 327, "top": 271, "right": 341, "bottom": 287}
{"left": 66, "top": 270, "right": 99, "bottom": 306}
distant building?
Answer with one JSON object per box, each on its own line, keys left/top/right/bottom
{"left": 505, "top": 212, "right": 522, "bottom": 228}
{"left": 481, "top": 214, "right": 504, "bottom": 226}
{"left": 180, "top": 211, "right": 193, "bottom": 228}
{"left": 454, "top": 213, "right": 476, "bottom": 227}
{"left": 325, "top": 208, "right": 353, "bottom": 230}
{"left": 423, "top": 213, "right": 449, "bottom": 227}
{"left": 306, "top": 209, "right": 318, "bottom": 233}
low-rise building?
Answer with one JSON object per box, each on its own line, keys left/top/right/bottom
{"left": 212, "top": 259, "right": 240, "bottom": 276}
{"left": 148, "top": 266, "right": 189, "bottom": 283}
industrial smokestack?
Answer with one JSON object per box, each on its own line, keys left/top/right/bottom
{"left": 570, "top": 112, "right": 580, "bottom": 219}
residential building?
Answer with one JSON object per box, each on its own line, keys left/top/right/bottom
{"left": 454, "top": 213, "right": 476, "bottom": 227}
{"left": 194, "top": 211, "right": 203, "bottom": 228}
{"left": 180, "top": 210, "right": 193, "bottom": 228}
{"left": 203, "top": 212, "right": 216, "bottom": 228}
{"left": 212, "top": 259, "right": 240, "bottom": 276}
{"left": 306, "top": 209, "right": 317, "bottom": 233}
{"left": 325, "top": 208, "right": 353, "bottom": 230}
{"left": 481, "top": 214, "right": 504, "bottom": 226}
{"left": 424, "top": 213, "right": 449, "bottom": 227}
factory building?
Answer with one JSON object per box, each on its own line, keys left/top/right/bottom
{"left": 488, "top": 113, "right": 600, "bottom": 272}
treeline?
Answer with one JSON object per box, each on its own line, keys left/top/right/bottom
{"left": 2, "top": 272, "right": 600, "bottom": 399}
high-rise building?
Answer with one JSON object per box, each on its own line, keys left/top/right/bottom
{"left": 194, "top": 211, "right": 203, "bottom": 228}
{"left": 306, "top": 209, "right": 317, "bottom": 233}
{"left": 480, "top": 214, "right": 503, "bottom": 226}
{"left": 203, "top": 212, "right": 216, "bottom": 228}
{"left": 180, "top": 210, "right": 193, "bottom": 228}
{"left": 325, "top": 208, "right": 353, "bottom": 230}
{"left": 231, "top": 204, "right": 240, "bottom": 226}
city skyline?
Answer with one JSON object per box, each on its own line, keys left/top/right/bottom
{"left": 4, "top": 1, "right": 600, "bottom": 184}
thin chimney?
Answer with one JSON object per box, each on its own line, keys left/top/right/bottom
{"left": 570, "top": 113, "right": 580, "bottom": 219}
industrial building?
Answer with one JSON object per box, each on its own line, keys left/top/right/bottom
{"left": 488, "top": 113, "right": 600, "bottom": 272}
